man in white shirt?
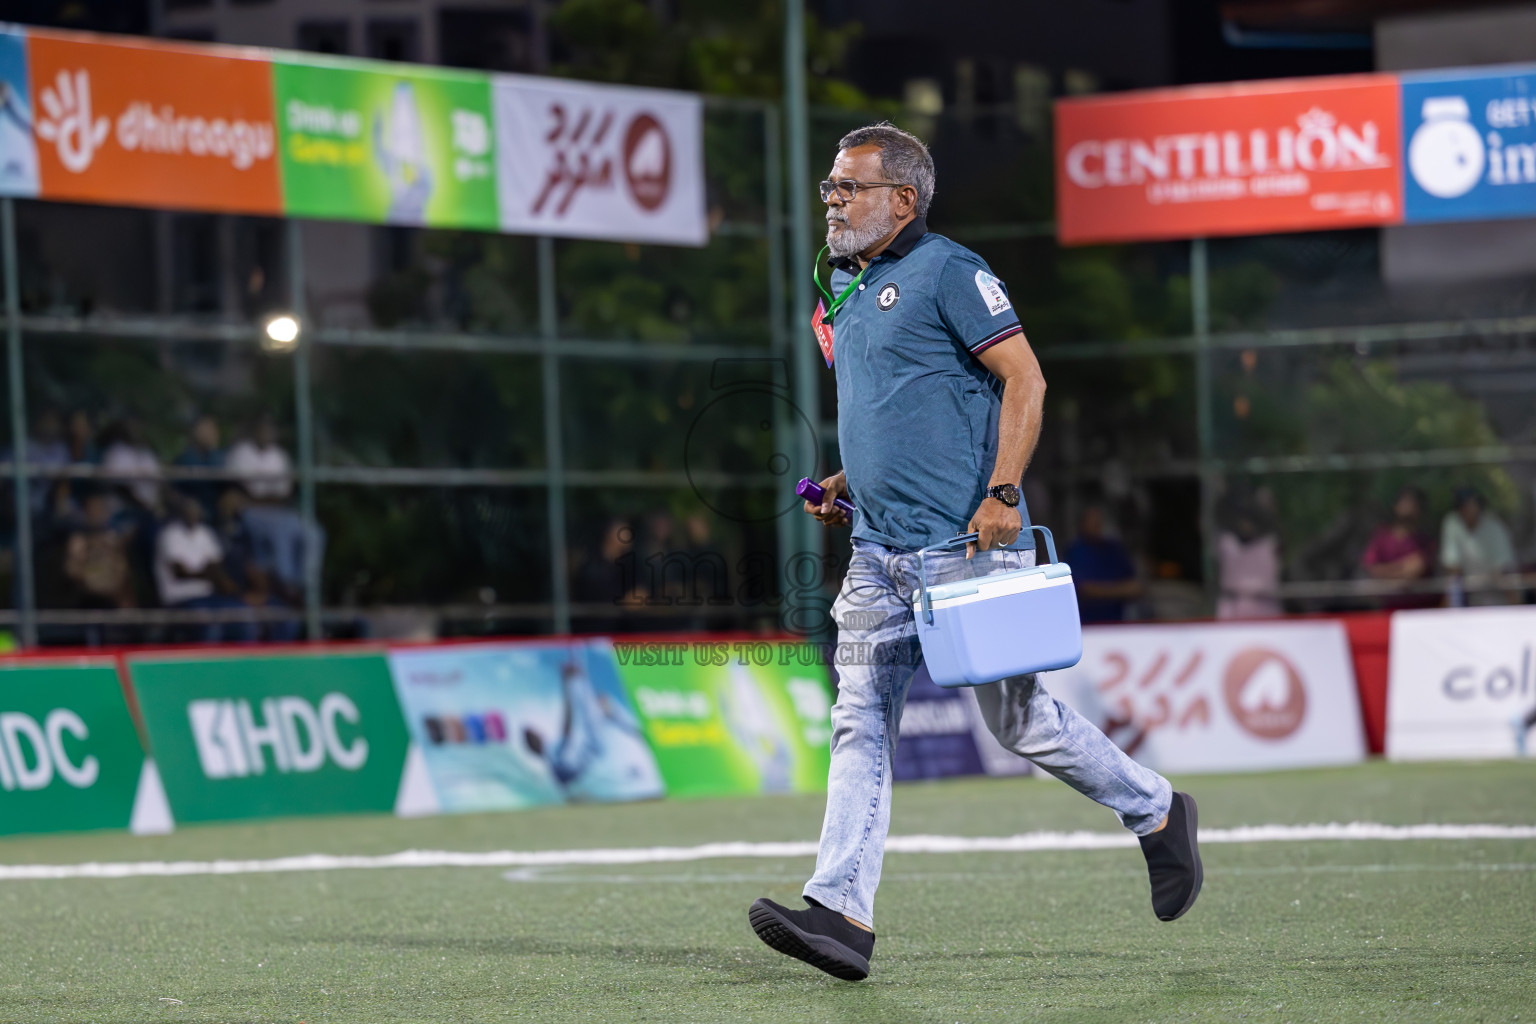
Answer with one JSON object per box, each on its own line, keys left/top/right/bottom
{"left": 1441, "top": 487, "right": 1519, "bottom": 606}
{"left": 225, "top": 415, "right": 294, "bottom": 502}
{"left": 226, "top": 415, "right": 322, "bottom": 602}
{"left": 155, "top": 496, "right": 255, "bottom": 641}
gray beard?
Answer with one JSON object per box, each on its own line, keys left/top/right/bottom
{"left": 826, "top": 204, "right": 897, "bottom": 259}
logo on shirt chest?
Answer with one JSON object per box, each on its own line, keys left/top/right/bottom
{"left": 876, "top": 282, "right": 900, "bottom": 311}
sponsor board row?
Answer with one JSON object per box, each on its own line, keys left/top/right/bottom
{"left": 0, "top": 641, "right": 833, "bottom": 837}
{"left": 0, "top": 27, "right": 705, "bottom": 244}
{"left": 1056, "top": 64, "right": 1536, "bottom": 244}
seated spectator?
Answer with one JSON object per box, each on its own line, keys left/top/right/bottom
{"left": 100, "top": 417, "right": 163, "bottom": 515}
{"left": 154, "top": 494, "right": 255, "bottom": 643}
{"left": 1066, "top": 504, "right": 1142, "bottom": 623}
{"left": 215, "top": 486, "right": 299, "bottom": 642}
{"left": 62, "top": 408, "right": 100, "bottom": 512}
{"left": 227, "top": 414, "right": 323, "bottom": 601}
{"left": 18, "top": 407, "right": 71, "bottom": 519}
{"left": 1361, "top": 486, "right": 1437, "bottom": 610}
{"left": 62, "top": 489, "right": 136, "bottom": 611}
{"left": 173, "top": 413, "right": 225, "bottom": 521}
{"left": 1441, "top": 487, "right": 1518, "bottom": 606}
{"left": 1217, "top": 497, "right": 1281, "bottom": 620}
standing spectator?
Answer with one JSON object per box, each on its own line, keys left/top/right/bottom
{"left": 1066, "top": 503, "right": 1142, "bottom": 623}
{"left": 1361, "top": 486, "right": 1437, "bottom": 610}
{"left": 100, "top": 418, "right": 163, "bottom": 515}
{"left": 1217, "top": 497, "right": 1281, "bottom": 619}
{"left": 173, "top": 413, "right": 225, "bottom": 521}
{"left": 154, "top": 494, "right": 254, "bottom": 643}
{"left": 226, "top": 414, "right": 322, "bottom": 601}
{"left": 1441, "top": 487, "right": 1518, "bottom": 606}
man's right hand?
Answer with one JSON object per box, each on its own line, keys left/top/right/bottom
{"left": 804, "top": 471, "right": 851, "bottom": 527}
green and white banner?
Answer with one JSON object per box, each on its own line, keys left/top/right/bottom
{"left": 128, "top": 650, "right": 412, "bottom": 824}
{"left": 0, "top": 659, "right": 166, "bottom": 836}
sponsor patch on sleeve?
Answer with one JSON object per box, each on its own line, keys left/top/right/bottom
{"left": 974, "top": 270, "right": 1012, "bottom": 316}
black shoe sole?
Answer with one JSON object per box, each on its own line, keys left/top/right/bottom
{"left": 1159, "top": 792, "right": 1204, "bottom": 922}
{"left": 748, "top": 899, "right": 871, "bottom": 981}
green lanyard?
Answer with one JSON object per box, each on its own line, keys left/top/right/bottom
{"left": 813, "top": 244, "right": 870, "bottom": 326}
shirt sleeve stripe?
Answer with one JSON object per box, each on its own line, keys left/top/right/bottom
{"left": 968, "top": 323, "right": 1022, "bottom": 355}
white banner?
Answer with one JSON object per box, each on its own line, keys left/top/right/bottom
{"left": 1041, "top": 621, "right": 1365, "bottom": 774}
{"left": 1387, "top": 606, "right": 1536, "bottom": 761}
{"left": 493, "top": 74, "right": 706, "bottom": 245}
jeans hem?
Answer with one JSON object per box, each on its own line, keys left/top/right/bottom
{"left": 801, "top": 884, "right": 873, "bottom": 931}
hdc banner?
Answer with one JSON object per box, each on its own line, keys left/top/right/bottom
{"left": 1042, "top": 621, "right": 1365, "bottom": 774}
{"left": 493, "top": 74, "right": 707, "bottom": 245}
{"left": 1056, "top": 75, "right": 1403, "bottom": 245}
{"left": 0, "top": 659, "right": 160, "bottom": 836}
{"left": 386, "top": 640, "right": 663, "bottom": 813}
{"left": 1386, "top": 606, "right": 1536, "bottom": 760}
{"left": 129, "top": 650, "right": 410, "bottom": 823}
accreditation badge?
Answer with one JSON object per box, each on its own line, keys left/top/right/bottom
{"left": 812, "top": 298, "right": 835, "bottom": 367}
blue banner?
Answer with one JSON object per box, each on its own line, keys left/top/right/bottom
{"left": 1402, "top": 65, "right": 1536, "bottom": 223}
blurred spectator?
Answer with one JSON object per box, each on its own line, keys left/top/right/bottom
{"left": 154, "top": 494, "right": 254, "bottom": 643}
{"left": 214, "top": 486, "right": 299, "bottom": 643}
{"left": 1217, "top": 496, "right": 1281, "bottom": 619}
{"left": 573, "top": 518, "right": 641, "bottom": 604}
{"left": 62, "top": 489, "right": 136, "bottom": 612}
{"left": 20, "top": 408, "right": 71, "bottom": 517}
{"left": 227, "top": 414, "right": 323, "bottom": 600}
{"left": 1066, "top": 504, "right": 1142, "bottom": 623}
{"left": 100, "top": 417, "right": 163, "bottom": 514}
{"left": 173, "top": 413, "right": 225, "bottom": 521}
{"left": 65, "top": 409, "right": 98, "bottom": 465}
{"left": 1361, "top": 486, "right": 1438, "bottom": 610}
{"left": 1441, "top": 487, "right": 1518, "bottom": 606}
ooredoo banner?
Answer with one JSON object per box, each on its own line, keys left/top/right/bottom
{"left": 1401, "top": 64, "right": 1536, "bottom": 224}
{"left": 1386, "top": 606, "right": 1536, "bottom": 760}
{"left": 493, "top": 74, "right": 706, "bottom": 245}
{"left": 386, "top": 640, "right": 663, "bottom": 813}
{"left": 1042, "top": 620, "right": 1365, "bottom": 774}
{"left": 272, "top": 56, "right": 498, "bottom": 229}
{"left": 24, "top": 29, "right": 281, "bottom": 215}
{"left": 1055, "top": 74, "right": 1404, "bottom": 245}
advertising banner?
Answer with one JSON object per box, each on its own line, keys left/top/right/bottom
{"left": 493, "top": 74, "right": 706, "bottom": 245}
{"left": 272, "top": 56, "right": 498, "bottom": 229}
{"left": 0, "top": 29, "right": 39, "bottom": 197}
{"left": 613, "top": 641, "right": 832, "bottom": 798}
{"left": 1056, "top": 75, "right": 1404, "bottom": 245}
{"left": 1042, "top": 621, "right": 1365, "bottom": 774}
{"left": 1386, "top": 606, "right": 1536, "bottom": 760}
{"left": 25, "top": 29, "right": 281, "bottom": 215}
{"left": 1401, "top": 64, "right": 1536, "bottom": 224}
{"left": 386, "top": 640, "right": 663, "bottom": 813}
{"left": 0, "top": 660, "right": 154, "bottom": 836}
{"left": 129, "top": 650, "right": 410, "bottom": 823}
{"left": 893, "top": 665, "right": 1030, "bottom": 781}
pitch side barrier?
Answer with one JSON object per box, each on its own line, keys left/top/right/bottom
{"left": 0, "top": 609, "right": 1519, "bottom": 838}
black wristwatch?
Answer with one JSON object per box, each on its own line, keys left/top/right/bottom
{"left": 987, "top": 483, "right": 1020, "bottom": 508}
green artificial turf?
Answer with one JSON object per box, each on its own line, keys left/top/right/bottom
{"left": 0, "top": 760, "right": 1532, "bottom": 1023}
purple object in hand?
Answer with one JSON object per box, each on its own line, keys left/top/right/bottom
{"left": 796, "top": 477, "right": 857, "bottom": 518}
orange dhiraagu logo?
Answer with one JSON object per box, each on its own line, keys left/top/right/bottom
{"left": 27, "top": 31, "right": 282, "bottom": 215}
{"left": 1055, "top": 74, "right": 1404, "bottom": 244}
{"left": 1221, "top": 647, "right": 1308, "bottom": 740}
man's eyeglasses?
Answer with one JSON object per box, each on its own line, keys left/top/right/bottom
{"left": 819, "top": 179, "right": 907, "bottom": 203}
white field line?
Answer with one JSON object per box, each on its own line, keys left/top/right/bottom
{"left": 1, "top": 822, "right": 1533, "bottom": 882}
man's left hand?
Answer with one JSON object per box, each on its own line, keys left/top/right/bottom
{"left": 965, "top": 498, "right": 1021, "bottom": 559}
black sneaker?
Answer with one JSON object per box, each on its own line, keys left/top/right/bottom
{"left": 748, "top": 897, "right": 875, "bottom": 981}
{"left": 1138, "top": 791, "right": 1203, "bottom": 922}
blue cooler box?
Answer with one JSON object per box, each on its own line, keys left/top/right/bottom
{"left": 914, "top": 526, "right": 1083, "bottom": 688}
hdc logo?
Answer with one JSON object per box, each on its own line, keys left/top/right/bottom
{"left": 187, "top": 694, "right": 369, "bottom": 779}
{"left": 0, "top": 708, "right": 99, "bottom": 791}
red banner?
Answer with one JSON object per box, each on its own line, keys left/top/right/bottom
{"left": 1055, "top": 75, "right": 1404, "bottom": 245}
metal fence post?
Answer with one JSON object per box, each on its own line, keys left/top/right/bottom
{"left": 1, "top": 199, "right": 34, "bottom": 647}
{"left": 538, "top": 235, "right": 571, "bottom": 634}
{"left": 287, "top": 220, "right": 322, "bottom": 640}
{"left": 1191, "top": 237, "right": 1216, "bottom": 605}
{"left": 783, "top": 0, "right": 820, "bottom": 567}
{"left": 764, "top": 104, "right": 799, "bottom": 605}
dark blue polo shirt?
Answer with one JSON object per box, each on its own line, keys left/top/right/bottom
{"left": 830, "top": 217, "right": 1032, "bottom": 552}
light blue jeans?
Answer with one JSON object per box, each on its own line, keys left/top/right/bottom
{"left": 803, "top": 539, "right": 1173, "bottom": 928}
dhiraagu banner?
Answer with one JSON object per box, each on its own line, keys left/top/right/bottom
{"left": 272, "top": 55, "right": 497, "bottom": 229}
{"left": 612, "top": 641, "right": 833, "bottom": 798}
{"left": 0, "top": 659, "right": 161, "bottom": 836}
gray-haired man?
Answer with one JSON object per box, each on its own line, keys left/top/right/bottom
{"left": 748, "top": 124, "right": 1202, "bottom": 981}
